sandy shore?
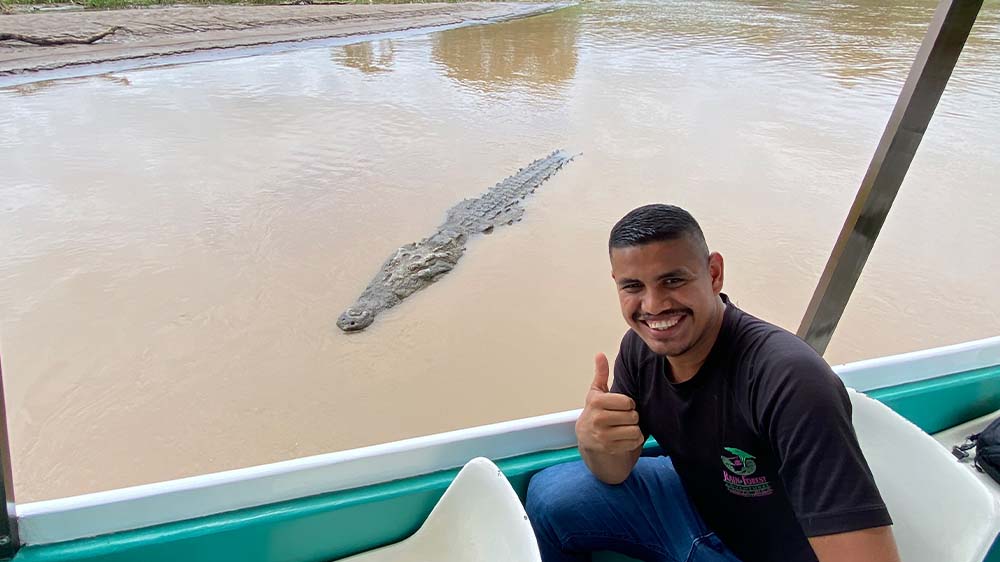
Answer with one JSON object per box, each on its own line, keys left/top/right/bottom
{"left": 0, "top": 2, "right": 556, "bottom": 76}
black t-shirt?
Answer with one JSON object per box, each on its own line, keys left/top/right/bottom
{"left": 610, "top": 295, "right": 891, "bottom": 562}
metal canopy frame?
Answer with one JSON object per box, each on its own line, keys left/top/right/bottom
{"left": 797, "top": 0, "right": 985, "bottom": 355}
{"left": 0, "top": 355, "right": 18, "bottom": 559}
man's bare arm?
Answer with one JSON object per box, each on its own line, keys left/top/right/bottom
{"left": 808, "top": 526, "right": 901, "bottom": 562}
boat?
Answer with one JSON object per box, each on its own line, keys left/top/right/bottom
{"left": 1, "top": 337, "right": 999, "bottom": 562}
{"left": 0, "top": 0, "right": 996, "bottom": 561}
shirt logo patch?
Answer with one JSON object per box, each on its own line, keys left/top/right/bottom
{"left": 721, "top": 447, "right": 774, "bottom": 497}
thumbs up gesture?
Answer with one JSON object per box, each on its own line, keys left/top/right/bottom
{"left": 575, "top": 353, "right": 644, "bottom": 455}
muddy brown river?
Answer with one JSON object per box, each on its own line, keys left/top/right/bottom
{"left": 1, "top": 0, "right": 998, "bottom": 501}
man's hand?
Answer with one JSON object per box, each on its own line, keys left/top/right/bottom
{"left": 576, "top": 353, "right": 644, "bottom": 453}
{"left": 576, "top": 353, "right": 644, "bottom": 483}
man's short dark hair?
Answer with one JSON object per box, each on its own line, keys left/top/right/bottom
{"left": 609, "top": 204, "right": 709, "bottom": 257}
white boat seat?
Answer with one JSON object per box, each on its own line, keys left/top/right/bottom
{"left": 849, "top": 389, "right": 1000, "bottom": 562}
{"left": 339, "top": 457, "right": 542, "bottom": 562}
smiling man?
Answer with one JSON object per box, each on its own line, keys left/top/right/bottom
{"left": 526, "top": 204, "right": 901, "bottom": 562}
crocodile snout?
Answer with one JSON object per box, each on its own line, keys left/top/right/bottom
{"left": 337, "top": 307, "right": 375, "bottom": 332}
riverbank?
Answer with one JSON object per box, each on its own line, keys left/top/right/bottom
{"left": 0, "top": 2, "right": 557, "bottom": 76}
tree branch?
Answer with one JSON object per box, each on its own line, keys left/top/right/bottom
{"left": 0, "top": 25, "right": 128, "bottom": 46}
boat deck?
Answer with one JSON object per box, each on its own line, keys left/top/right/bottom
{"left": 935, "top": 410, "right": 1000, "bottom": 497}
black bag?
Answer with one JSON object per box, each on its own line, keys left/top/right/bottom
{"left": 954, "top": 417, "right": 1000, "bottom": 485}
{"left": 975, "top": 418, "right": 1000, "bottom": 484}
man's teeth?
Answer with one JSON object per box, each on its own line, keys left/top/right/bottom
{"left": 647, "top": 316, "right": 682, "bottom": 330}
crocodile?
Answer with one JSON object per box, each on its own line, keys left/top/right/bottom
{"left": 337, "top": 149, "right": 575, "bottom": 332}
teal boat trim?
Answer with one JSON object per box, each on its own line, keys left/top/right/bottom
{"left": 869, "top": 364, "right": 1000, "bottom": 434}
{"left": 12, "top": 448, "right": 581, "bottom": 562}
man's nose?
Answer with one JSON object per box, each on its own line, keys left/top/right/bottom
{"left": 641, "top": 286, "right": 671, "bottom": 315}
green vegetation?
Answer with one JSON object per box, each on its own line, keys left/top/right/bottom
{"left": 6, "top": 0, "right": 493, "bottom": 10}
{"left": 11, "top": 0, "right": 287, "bottom": 8}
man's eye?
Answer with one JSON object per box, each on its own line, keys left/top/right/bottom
{"left": 664, "top": 278, "right": 684, "bottom": 287}
{"left": 622, "top": 284, "right": 642, "bottom": 293}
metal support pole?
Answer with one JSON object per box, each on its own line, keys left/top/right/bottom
{"left": 0, "top": 355, "right": 18, "bottom": 559}
{"left": 797, "top": 0, "right": 983, "bottom": 355}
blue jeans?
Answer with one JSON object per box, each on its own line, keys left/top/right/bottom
{"left": 526, "top": 457, "right": 742, "bottom": 562}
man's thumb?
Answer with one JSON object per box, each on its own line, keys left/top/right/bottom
{"left": 592, "top": 353, "right": 610, "bottom": 393}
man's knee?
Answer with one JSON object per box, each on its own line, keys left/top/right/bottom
{"left": 527, "top": 457, "right": 687, "bottom": 528}
{"left": 526, "top": 460, "right": 594, "bottom": 530}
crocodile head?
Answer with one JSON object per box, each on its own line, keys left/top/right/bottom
{"left": 337, "top": 306, "right": 375, "bottom": 332}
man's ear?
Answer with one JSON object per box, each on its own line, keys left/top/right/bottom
{"left": 708, "top": 252, "right": 724, "bottom": 293}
